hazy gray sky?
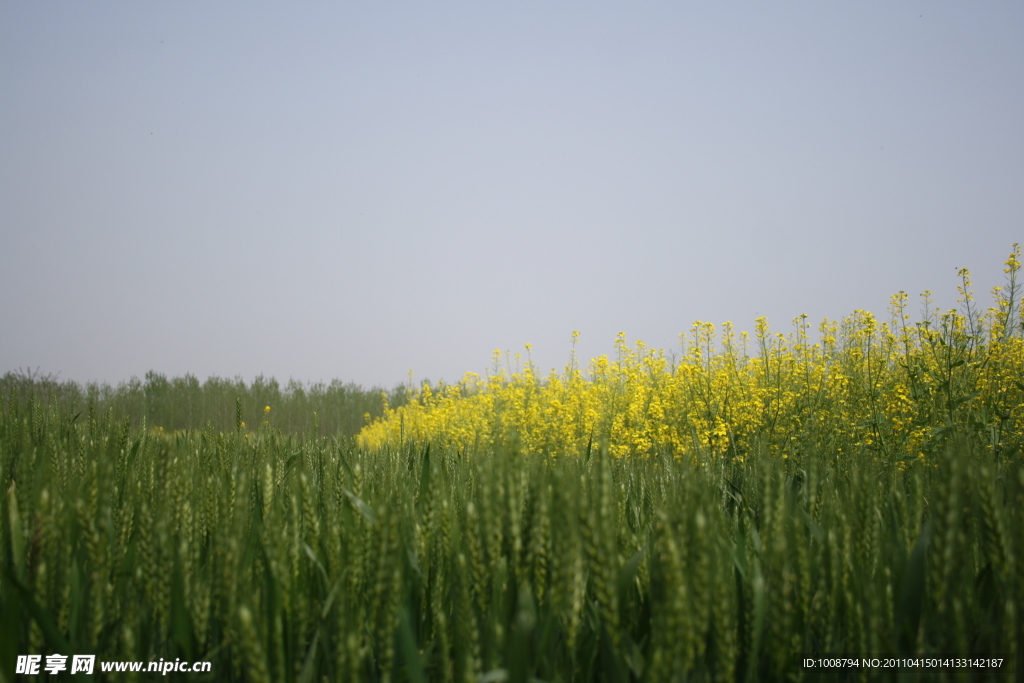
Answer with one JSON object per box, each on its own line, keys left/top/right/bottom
{"left": 2, "top": 2, "right": 1022, "bottom": 389}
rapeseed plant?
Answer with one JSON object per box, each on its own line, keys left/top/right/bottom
{"left": 360, "top": 250, "right": 1024, "bottom": 469}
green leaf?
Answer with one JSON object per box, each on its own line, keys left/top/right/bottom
{"left": 297, "top": 631, "right": 320, "bottom": 683}
{"left": 303, "top": 542, "right": 330, "bottom": 587}
{"left": 732, "top": 528, "right": 749, "bottom": 582}
{"left": 341, "top": 488, "right": 376, "bottom": 525}
{"left": 0, "top": 589, "right": 22, "bottom": 683}
{"left": 747, "top": 570, "right": 767, "bottom": 681}
{"left": 509, "top": 583, "right": 537, "bottom": 683}
{"left": 397, "top": 605, "right": 426, "bottom": 683}
{"left": 2, "top": 566, "right": 83, "bottom": 678}
{"left": 319, "top": 580, "right": 342, "bottom": 621}
{"left": 6, "top": 483, "right": 24, "bottom": 582}
{"left": 897, "top": 522, "right": 930, "bottom": 654}
{"left": 621, "top": 634, "right": 646, "bottom": 680}
{"left": 952, "top": 391, "right": 982, "bottom": 407}
{"left": 406, "top": 545, "right": 422, "bottom": 582}
{"left": 616, "top": 544, "right": 648, "bottom": 610}
{"left": 598, "top": 626, "right": 629, "bottom": 683}
{"left": 417, "top": 443, "right": 431, "bottom": 510}
{"left": 170, "top": 551, "right": 196, "bottom": 661}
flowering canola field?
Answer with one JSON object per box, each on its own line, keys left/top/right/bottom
{"left": 361, "top": 250, "right": 1024, "bottom": 465}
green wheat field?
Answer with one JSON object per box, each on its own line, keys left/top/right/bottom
{"left": 3, "top": 249, "right": 1024, "bottom": 682}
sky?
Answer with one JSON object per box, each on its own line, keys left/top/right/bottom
{"left": 2, "top": 2, "right": 1022, "bottom": 390}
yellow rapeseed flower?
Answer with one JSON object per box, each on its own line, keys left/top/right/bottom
{"left": 355, "top": 257, "right": 1024, "bottom": 460}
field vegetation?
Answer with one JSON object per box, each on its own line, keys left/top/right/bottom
{"left": 2, "top": 247, "right": 1023, "bottom": 682}
{"left": 0, "top": 372, "right": 407, "bottom": 439}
